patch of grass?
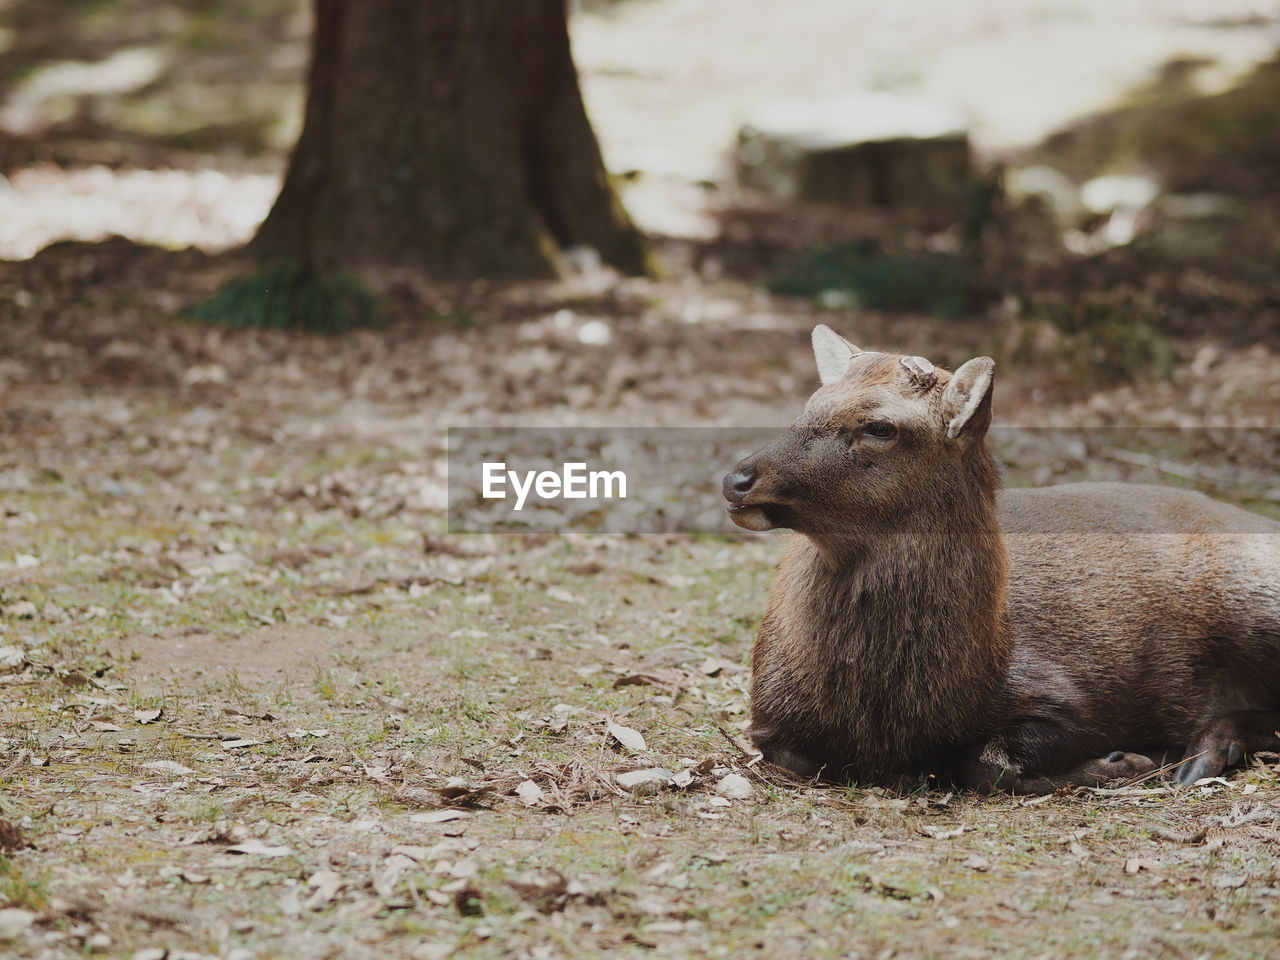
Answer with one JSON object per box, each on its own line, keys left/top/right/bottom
{"left": 0, "top": 856, "right": 48, "bottom": 911}
{"left": 1002, "top": 290, "right": 1176, "bottom": 385}
{"left": 189, "top": 260, "right": 384, "bottom": 333}
{"left": 767, "top": 240, "right": 972, "bottom": 316}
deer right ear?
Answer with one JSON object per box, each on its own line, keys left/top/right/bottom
{"left": 941, "top": 357, "right": 995, "bottom": 442}
{"left": 811, "top": 324, "right": 861, "bottom": 386}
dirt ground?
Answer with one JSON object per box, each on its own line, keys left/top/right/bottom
{"left": 0, "top": 237, "right": 1277, "bottom": 960}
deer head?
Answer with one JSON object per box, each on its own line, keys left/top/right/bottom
{"left": 723, "top": 325, "right": 997, "bottom": 543}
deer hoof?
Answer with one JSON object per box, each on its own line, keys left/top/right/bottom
{"left": 1079, "top": 751, "right": 1156, "bottom": 785}
{"left": 1174, "top": 738, "right": 1244, "bottom": 787}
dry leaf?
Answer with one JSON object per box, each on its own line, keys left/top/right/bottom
{"left": 373, "top": 855, "right": 417, "bottom": 898}
{"left": 715, "top": 773, "right": 753, "bottom": 800}
{"left": 89, "top": 721, "right": 123, "bottom": 732}
{"left": 133, "top": 708, "right": 162, "bottom": 724}
{"left": 304, "top": 870, "right": 343, "bottom": 910}
{"left": 607, "top": 721, "right": 647, "bottom": 752}
{"left": 963, "top": 855, "right": 991, "bottom": 872}
{"left": 143, "top": 760, "right": 195, "bottom": 776}
{"left": 226, "top": 841, "right": 292, "bottom": 857}
{"left": 616, "top": 768, "right": 673, "bottom": 790}
{"left": 515, "top": 780, "right": 544, "bottom": 806}
{"left": 409, "top": 809, "right": 472, "bottom": 825}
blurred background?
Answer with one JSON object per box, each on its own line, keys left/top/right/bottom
{"left": 2, "top": 0, "right": 1280, "bottom": 478}
{"left": 2, "top": 1, "right": 1280, "bottom": 405}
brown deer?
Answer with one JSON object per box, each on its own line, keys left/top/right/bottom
{"left": 723, "top": 325, "right": 1280, "bottom": 791}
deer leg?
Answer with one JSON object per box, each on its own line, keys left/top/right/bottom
{"left": 966, "top": 715, "right": 1158, "bottom": 794}
{"left": 968, "top": 750, "right": 1156, "bottom": 794}
{"left": 1173, "top": 710, "right": 1280, "bottom": 786}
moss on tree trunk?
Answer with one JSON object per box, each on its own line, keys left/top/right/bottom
{"left": 251, "top": 0, "right": 648, "bottom": 280}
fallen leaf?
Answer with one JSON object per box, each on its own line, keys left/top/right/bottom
{"left": 304, "top": 870, "right": 344, "bottom": 910}
{"left": 143, "top": 760, "right": 195, "bottom": 776}
{"left": 1124, "top": 858, "right": 1157, "bottom": 874}
{"left": 607, "top": 721, "right": 647, "bottom": 752}
{"left": 375, "top": 855, "right": 418, "bottom": 898}
{"left": 1212, "top": 873, "right": 1247, "bottom": 889}
{"left": 507, "top": 870, "right": 576, "bottom": 914}
{"left": 963, "top": 855, "right": 991, "bottom": 872}
{"left": 0, "top": 820, "right": 24, "bottom": 852}
{"left": 133, "top": 708, "right": 162, "bottom": 724}
{"left": 410, "top": 809, "right": 472, "bottom": 825}
{"left": 390, "top": 845, "right": 433, "bottom": 861}
{"left": 515, "top": 780, "right": 544, "bottom": 806}
{"left": 699, "top": 656, "right": 731, "bottom": 676}
{"left": 616, "top": 768, "right": 673, "bottom": 790}
{"left": 89, "top": 721, "right": 124, "bottom": 732}
{"left": 226, "top": 841, "right": 292, "bottom": 857}
{"left": 715, "top": 773, "right": 753, "bottom": 800}
{"left": 220, "top": 739, "right": 262, "bottom": 749}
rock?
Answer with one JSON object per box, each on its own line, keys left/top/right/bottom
{"left": 715, "top": 773, "right": 754, "bottom": 800}
{"left": 1080, "top": 174, "right": 1159, "bottom": 214}
{"left": 736, "top": 93, "right": 971, "bottom": 212}
{"left": 617, "top": 768, "right": 674, "bottom": 793}
{"left": 3, "top": 601, "right": 36, "bottom": 620}
{"left": 0, "top": 909, "right": 35, "bottom": 941}
{"left": 0, "top": 646, "right": 25, "bottom": 669}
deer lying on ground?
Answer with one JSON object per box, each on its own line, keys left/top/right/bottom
{"left": 723, "top": 325, "right": 1280, "bottom": 791}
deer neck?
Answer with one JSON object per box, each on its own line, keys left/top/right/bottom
{"left": 771, "top": 466, "right": 1013, "bottom": 755}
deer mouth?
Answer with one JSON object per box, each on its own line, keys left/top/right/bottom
{"left": 727, "top": 502, "right": 791, "bottom": 531}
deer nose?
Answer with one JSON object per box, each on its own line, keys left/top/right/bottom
{"left": 722, "top": 467, "right": 758, "bottom": 504}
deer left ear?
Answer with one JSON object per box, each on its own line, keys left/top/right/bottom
{"left": 941, "top": 357, "right": 995, "bottom": 442}
{"left": 811, "top": 324, "right": 861, "bottom": 386}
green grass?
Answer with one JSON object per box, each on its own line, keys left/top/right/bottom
{"left": 189, "top": 260, "right": 385, "bottom": 332}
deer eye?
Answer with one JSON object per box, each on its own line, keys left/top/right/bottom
{"left": 863, "top": 421, "right": 897, "bottom": 440}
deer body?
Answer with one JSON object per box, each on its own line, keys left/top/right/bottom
{"left": 728, "top": 326, "right": 1280, "bottom": 790}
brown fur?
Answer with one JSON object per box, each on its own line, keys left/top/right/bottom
{"left": 725, "top": 327, "right": 1280, "bottom": 790}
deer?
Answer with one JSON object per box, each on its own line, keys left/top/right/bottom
{"left": 722, "top": 324, "right": 1280, "bottom": 792}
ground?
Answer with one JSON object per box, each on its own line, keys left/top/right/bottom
{"left": 0, "top": 240, "right": 1278, "bottom": 960}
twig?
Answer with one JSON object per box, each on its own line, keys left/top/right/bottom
{"left": 1077, "top": 785, "right": 1172, "bottom": 797}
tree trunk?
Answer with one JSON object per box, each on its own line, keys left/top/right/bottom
{"left": 252, "top": 0, "right": 647, "bottom": 279}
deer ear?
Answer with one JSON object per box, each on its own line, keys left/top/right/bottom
{"left": 941, "top": 357, "right": 995, "bottom": 442}
{"left": 811, "top": 324, "right": 861, "bottom": 386}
